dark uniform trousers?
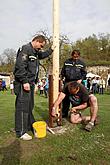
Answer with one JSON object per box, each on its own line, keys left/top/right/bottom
{"left": 15, "top": 83, "right": 35, "bottom": 137}
{"left": 62, "top": 95, "right": 70, "bottom": 117}
{"left": 62, "top": 81, "right": 70, "bottom": 117}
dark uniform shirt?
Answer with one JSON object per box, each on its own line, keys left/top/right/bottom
{"left": 14, "top": 42, "right": 53, "bottom": 84}
{"left": 61, "top": 58, "right": 87, "bottom": 82}
{"left": 63, "top": 83, "right": 89, "bottom": 107}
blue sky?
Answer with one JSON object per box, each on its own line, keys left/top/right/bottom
{"left": 0, "top": 0, "right": 110, "bottom": 54}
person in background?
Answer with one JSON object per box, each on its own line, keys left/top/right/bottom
{"left": 39, "top": 79, "right": 45, "bottom": 96}
{"left": 87, "top": 77, "right": 91, "bottom": 92}
{"left": 61, "top": 50, "right": 87, "bottom": 118}
{"left": 99, "top": 77, "right": 106, "bottom": 94}
{"left": 82, "top": 79, "right": 87, "bottom": 88}
{"left": 108, "top": 78, "right": 110, "bottom": 86}
{"left": 52, "top": 81, "right": 98, "bottom": 132}
{"left": 10, "top": 81, "right": 14, "bottom": 95}
{"left": 96, "top": 77, "right": 100, "bottom": 93}
{"left": 91, "top": 77, "right": 97, "bottom": 94}
{"left": 13, "top": 35, "right": 54, "bottom": 140}
{"left": 44, "top": 77, "right": 49, "bottom": 98}
{"left": 0, "top": 79, "right": 2, "bottom": 91}
{"left": 2, "top": 79, "right": 7, "bottom": 91}
{"left": 34, "top": 83, "right": 38, "bottom": 94}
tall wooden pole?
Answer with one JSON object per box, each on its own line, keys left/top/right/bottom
{"left": 52, "top": 0, "right": 59, "bottom": 102}
{"left": 48, "top": 0, "right": 60, "bottom": 127}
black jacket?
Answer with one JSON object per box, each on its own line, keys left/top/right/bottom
{"left": 61, "top": 58, "right": 87, "bottom": 82}
{"left": 14, "top": 42, "right": 53, "bottom": 84}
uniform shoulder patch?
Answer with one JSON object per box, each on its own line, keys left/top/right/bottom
{"left": 22, "top": 53, "right": 28, "bottom": 61}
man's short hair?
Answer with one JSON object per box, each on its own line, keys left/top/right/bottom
{"left": 68, "top": 81, "right": 79, "bottom": 92}
{"left": 71, "top": 50, "right": 80, "bottom": 56}
{"left": 32, "top": 35, "right": 46, "bottom": 43}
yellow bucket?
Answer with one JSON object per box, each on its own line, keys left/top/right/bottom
{"left": 32, "top": 121, "right": 46, "bottom": 138}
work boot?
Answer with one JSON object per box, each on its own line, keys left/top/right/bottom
{"left": 85, "top": 122, "right": 94, "bottom": 132}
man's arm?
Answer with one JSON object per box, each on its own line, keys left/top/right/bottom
{"left": 14, "top": 48, "right": 29, "bottom": 84}
{"left": 70, "top": 102, "right": 88, "bottom": 113}
{"left": 51, "top": 92, "right": 66, "bottom": 116}
{"left": 80, "top": 61, "right": 87, "bottom": 80}
{"left": 38, "top": 48, "right": 53, "bottom": 59}
{"left": 60, "top": 63, "right": 66, "bottom": 80}
{"left": 14, "top": 47, "right": 31, "bottom": 91}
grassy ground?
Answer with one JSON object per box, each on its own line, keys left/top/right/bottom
{"left": 0, "top": 90, "right": 110, "bottom": 165}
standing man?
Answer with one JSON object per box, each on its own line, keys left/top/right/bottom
{"left": 14, "top": 35, "right": 53, "bottom": 140}
{"left": 61, "top": 50, "right": 87, "bottom": 118}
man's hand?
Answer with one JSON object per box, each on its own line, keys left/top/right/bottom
{"left": 23, "top": 83, "right": 30, "bottom": 91}
{"left": 51, "top": 107, "right": 57, "bottom": 117}
{"left": 70, "top": 107, "right": 77, "bottom": 113}
{"left": 51, "top": 45, "right": 56, "bottom": 51}
{"left": 77, "top": 79, "right": 82, "bottom": 83}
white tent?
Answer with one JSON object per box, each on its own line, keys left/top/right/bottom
{"left": 86, "top": 72, "right": 100, "bottom": 78}
{"left": 95, "top": 74, "right": 100, "bottom": 78}
{"left": 86, "top": 72, "right": 96, "bottom": 78}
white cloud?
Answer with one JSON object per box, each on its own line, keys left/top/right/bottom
{"left": 0, "top": 0, "right": 110, "bottom": 54}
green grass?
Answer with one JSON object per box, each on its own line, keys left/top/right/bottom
{"left": 0, "top": 91, "right": 110, "bottom": 165}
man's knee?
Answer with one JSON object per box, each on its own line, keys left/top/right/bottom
{"left": 70, "top": 113, "right": 82, "bottom": 124}
{"left": 70, "top": 118, "right": 79, "bottom": 124}
{"left": 89, "top": 94, "right": 97, "bottom": 104}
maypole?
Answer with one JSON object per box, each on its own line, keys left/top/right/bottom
{"left": 49, "top": 0, "right": 60, "bottom": 127}
{"left": 52, "top": 0, "right": 59, "bottom": 101}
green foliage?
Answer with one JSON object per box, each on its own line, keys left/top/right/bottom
{"left": 72, "top": 33, "right": 110, "bottom": 65}
{"left": 0, "top": 32, "right": 110, "bottom": 74}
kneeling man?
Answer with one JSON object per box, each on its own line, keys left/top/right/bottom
{"left": 51, "top": 81, "right": 98, "bottom": 131}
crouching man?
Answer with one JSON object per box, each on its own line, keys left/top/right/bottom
{"left": 51, "top": 81, "right": 98, "bottom": 131}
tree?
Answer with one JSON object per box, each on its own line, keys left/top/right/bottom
{"left": 0, "top": 48, "right": 16, "bottom": 72}
{"left": 34, "top": 30, "right": 71, "bottom": 75}
{"left": 3, "top": 48, "right": 16, "bottom": 65}
{"left": 71, "top": 33, "right": 110, "bottom": 66}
